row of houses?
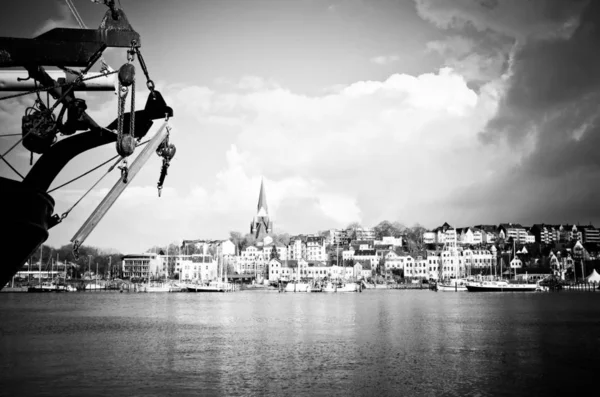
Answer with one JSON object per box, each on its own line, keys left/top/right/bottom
{"left": 424, "top": 222, "right": 600, "bottom": 246}
{"left": 122, "top": 242, "right": 578, "bottom": 282}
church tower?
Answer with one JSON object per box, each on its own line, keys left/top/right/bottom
{"left": 250, "top": 178, "right": 273, "bottom": 240}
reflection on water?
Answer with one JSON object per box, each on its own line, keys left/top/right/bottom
{"left": 1, "top": 291, "right": 600, "bottom": 396}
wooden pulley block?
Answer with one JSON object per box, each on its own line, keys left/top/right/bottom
{"left": 118, "top": 63, "right": 136, "bottom": 87}
{"left": 116, "top": 134, "right": 136, "bottom": 157}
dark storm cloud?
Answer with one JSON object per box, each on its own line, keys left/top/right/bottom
{"left": 481, "top": 0, "right": 600, "bottom": 176}
{"left": 418, "top": 0, "right": 600, "bottom": 225}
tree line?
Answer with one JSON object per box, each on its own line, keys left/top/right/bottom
{"left": 24, "top": 243, "right": 123, "bottom": 278}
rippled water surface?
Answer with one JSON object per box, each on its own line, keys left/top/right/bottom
{"left": 1, "top": 290, "right": 600, "bottom": 396}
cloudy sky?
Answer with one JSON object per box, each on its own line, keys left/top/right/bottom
{"left": 0, "top": 0, "right": 597, "bottom": 252}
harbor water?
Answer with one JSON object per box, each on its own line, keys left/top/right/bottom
{"left": 1, "top": 290, "right": 599, "bottom": 396}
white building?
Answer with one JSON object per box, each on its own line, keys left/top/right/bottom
{"left": 179, "top": 254, "right": 217, "bottom": 281}
{"left": 375, "top": 236, "right": 403, "bottom": 247}
{"left": 461, "top": 249, "right": 494, "bottom": 269}
{"left": 288, "top": 238, "right": 306, "bottom": 260}
{"left": 220, "top": 240, "right": 236, "bottom": 256}
{"left": 423, "top": 231, "right": 436, "bottom": 244}
{"left": 305, "top": 236, "right": 327, "bottom": 261}
{"left": 122, "top": 253, "right": 164, "bottom": 279}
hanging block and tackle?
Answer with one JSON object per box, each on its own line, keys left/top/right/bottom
{"left": 71, "top": 121, "right": 171, "bottom": 256}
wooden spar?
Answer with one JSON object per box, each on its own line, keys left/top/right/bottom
{"left": 70, "top": 121, "right": 169, "bottom": 248}
{"left": 0, "top": 70, "right": 116, "bottom": 92}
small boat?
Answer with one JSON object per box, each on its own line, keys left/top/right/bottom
{"left": 84, "top": 283, "right": 104, "bottom": 290}
{"left": 435, "top": 278, "right": 468, "bottom": 292}
{"left": 144, "top": 283, "right": 172, "bottom": 292}
{"left": 322, "top": 281, "right": 360, "bottom": 293}
{"left": 466, "top": 280, "right": 538, "bottom": 292}
{"left": 186, "top": 281, "right": 227, "bottom": 292}
{"left": 28, "top": 282, "right": 71, "bottom": 293}
{"left": 283, "top": 281, "right": 311, "bottom": 292}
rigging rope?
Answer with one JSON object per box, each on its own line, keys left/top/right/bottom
{"left": 65, "top": 0, "right": 110, "bottom": 67}
{"left": 48, "top": 139, "right": 149, "bottom": 194}
{"left": 65, "top": 0, "right": 86, "bottom": 28}
{"left": 56, "top": 156, "right": 123, "bottom": 224}
{"left": 1, "top": 155, "right": 24, "bottom": 179}
{"left": 50, "top": 138, "right": 150, "bottom": 227}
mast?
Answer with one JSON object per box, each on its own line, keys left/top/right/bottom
{"left": 39, "top": 245, "right": 42, "bottom": 283}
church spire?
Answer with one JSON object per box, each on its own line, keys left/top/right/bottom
{"left": 250, "top": 178, "right": 273, "bottom": 239}
{"left": 257, "top": 178, "right": 268, "bottom": 216}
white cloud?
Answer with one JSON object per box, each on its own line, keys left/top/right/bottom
{"left": 44, "top": 65, "right": 516, "bottom": 252}
{"left": 369, "top": 55, "right": 400, "bottom": 65}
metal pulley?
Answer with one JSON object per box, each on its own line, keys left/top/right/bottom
{"left": 156, "top": 132, "right": 176, "bottom": 196}
{"left": 21, "top": 106, "right": 57, "bottom": 154}
{"left": 118, "top": 63, "right": 135, "bottom": 87}
{"left": 156, "top": 136, "right": 176, "bottom": 160}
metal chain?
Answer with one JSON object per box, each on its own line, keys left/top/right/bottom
{"left": 131, "top": 78, "right": 135, "bottom": 139}
{"left": 0, "top": 70, "right": 118, "bottom": 102}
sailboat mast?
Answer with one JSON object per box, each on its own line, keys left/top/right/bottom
{"left": 39, "top": 245, "right": 42, "bottom": 282}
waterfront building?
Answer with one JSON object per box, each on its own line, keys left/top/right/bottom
{"left": 350, "top": 240, "right": 374, "bottom": 250}
{"left": 498, "top": 223, "right": 529, "bottom": 244}
{"left": 268, "top": 259, "right": 366, "bottom": 282}
{"left": 122, "top": 253, "right": 164, "bottom": 279}
{"left": 384, "top": 250, "right": 414, "bottom": 272}
{"left": 287, "top": 237, "right": 306, "bottom": 260}
{"left": 432, "top": 222, "right": 455, "bottom": 244}
{"left": 355, "top": 261, "right": 373, "bottom": 279}
{"left": 530, "top": 224, "right": 550, "bottom": 244}
{"left": 581, "top": 225, "right": 600, "bottom": 244}
{"left": 264, "top": 241, "right": 287, "bottom": 261}
{"left": 524, "top": 230, "right": 536, "bottom": 244}
{"left": 268, "top": 258, "right": 295, "bottom": 282}
{"left": 459, "top": 227, "right": 483, "bottom": 245}
{"left": 474, "top": 225, "right": 498, "bottom": 244}
{"left": 238, "top": 245, "right": 268, "bottom": 275}
{"left": 423, "top": 231, "right": 436, "bottom": 244}
{"left": 405, "top": 252, "right": 427, "bottom": 279}
{"left": 374, "top": 236, "right": 402, "bottom": 247}
{"left": 510, "top": 257, "right": 523, "bottom": 269}
{"left": 305, "top": 236, "right": 327, "bottom": 261}
{"left": 180, "top": 254, "right": 217, "bottom": 281}
{"left": 220, "top": 240, "right": 236, "bottom": 256}
{"left": 352, "top": 249, "right": 378, "bottom": 269}
{"left": 439, "top": 249, "right": 462, "bottom": 280}
{"left": 349, "top": 227, "right": 376, "bottom": 241}
{"left": 426, "top": 251, "right": 441, "bottom": 280}
{"left": 342, "top": 247, "right": 354, "bottom": 261}
{"left": 327, "top": 229, "right": 350, "bottom": 245}
{"left": 548, "top": 225, "right": 561, "bottom": 242}
{"left": 548, "top": 251, "right": 575, "bottom": 280}
{"left": 461, "top": 249, "right": 493, "bottom": 269}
